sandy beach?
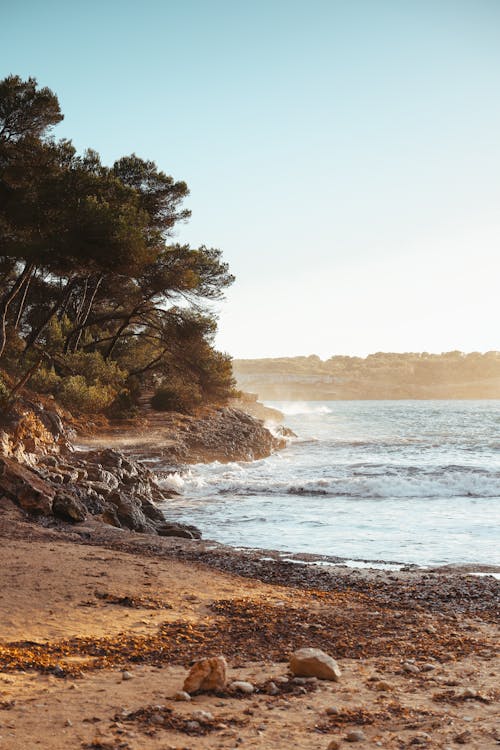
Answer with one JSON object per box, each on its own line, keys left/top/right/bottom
{"left": 0, "top": 497, "right": 498, "bottom": 750}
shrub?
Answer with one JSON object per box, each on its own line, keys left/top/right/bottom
{"left": 30, "top": 365, "right": 61, "bottom": 394}
{"left": 0, "top": 374, "right": 9, "bottom": 406}
{"left": 61, "top": 351, "right": 126, "bottom": 387}
{"left": 58, "top": 375, "right": 116, "bottom": 413}
{"left": 150, "top": 380, "right": 202, "bottom": 414}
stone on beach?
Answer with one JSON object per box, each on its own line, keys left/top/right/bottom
{"left": 183, "top": 656, "right": 227, "bottom": 694}
{"left": 289, "top": 647, "right": 341, "bottom": 681}
{"left": 229, "top": 680, "right": 254, "bottom": 694}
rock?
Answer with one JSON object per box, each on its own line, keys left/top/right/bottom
{"left": 183, "top": 656, "right": 227, "bottom": 694}
{"left": 289, "top": 648, "right": 341, "bottom": 681}
{"left": 374, "top": 680, "right": 393, "bottom": 691}
{"left": 326, "top": 706, "right": 340, "bottom": 716}
{"left": 158, "top": 521, "right": 202, "bottom": 539}
{"left": 266, "top": 681, "right": 279, "bottom": 695}
{"left": 52, "top": 490, "right": 86, "bottom": 522}
{"left": 185, "top": 720, "right": 200, "bottom": 731}
{"left": 345, "top": 729, "right": 366, "bottom": 742}
{"left": 0, "top": 456, "right": 55, "bottom": 514}
{"left": 122, "top": 671, "right": 133, "bottom": 680}
{"left": 327, "top": 741, "right": 342, "bottom": 750}
{"left": 191, "top": 710, "right": 214, "bottom": 722}
{"left": 229, "top": 681, "right": 254, "bottom": 694}
{"left": 454, "top": 730, "right": 472, "bottom": 744}
{"left": 461, "top": 687, "right": 477, "bottom": 698}
{"left": 403, "top": 662, "right": 420, "bottom": 674}
{"left": 173, "top": 690, "right": 191, "bottom": 702}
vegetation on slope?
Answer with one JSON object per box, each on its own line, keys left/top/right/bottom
{"left": 233, "top": 351, "right": 500, "bottom": 400}
{"left": 0, "top": 75, "right": 236, "bottom": 415}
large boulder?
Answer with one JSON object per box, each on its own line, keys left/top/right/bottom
{"left": 0, "top": 456, "right": 55, "bottom": 515}
{"left": 289, "top": 647, "right": 342, "bottom": 681}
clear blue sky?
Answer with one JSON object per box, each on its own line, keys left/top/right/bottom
{"left": 2, "top": 0, "right": 500, "bottom": 358}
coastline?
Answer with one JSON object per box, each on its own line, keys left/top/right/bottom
{"left": 0, "top": 401, "right": 499, "bottom": 748}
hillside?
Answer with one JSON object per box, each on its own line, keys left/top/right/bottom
{"left": 233, "top": 352, "right": 500, "bottom": 400}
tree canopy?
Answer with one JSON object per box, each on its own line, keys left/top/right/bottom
{"left": 0, "top": 75, "right": 235, "bottom": 414}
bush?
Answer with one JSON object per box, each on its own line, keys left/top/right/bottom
{"left": 61, "top": 351, "right": 126, "bottom": 387}
{"left": 58, "top": 375, "right": 116, "bottom": 413}
{"left": 0, "top": 374, "right": 9, "bottom": 406}
{"left": 150, "top": 380, "right": 202, "bottom": 414}
{"left": 30, "top": 365, "right": 61, "bottom": 394}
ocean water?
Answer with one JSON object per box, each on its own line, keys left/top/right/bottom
{"left": 159, "top": 401, "right": 500, "bottom": 567}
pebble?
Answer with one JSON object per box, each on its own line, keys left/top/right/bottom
{"left": 345, "top": 729, "right": 366, "bottom": 742}
{"left": 266, "top": 681, "right": 279, "bottom": 695}
{"left": 374, "top": 680, "right": 393, "bottom": 691}
{"left": 121, "top": 671, "right": 133, "bottom": 681}
{"left": 173, "top": 691, "right": 191, "bottom": 702}
{"left": 185, "top": 720, "right": 201, "bottom": 731}
{"left": 454, "top": 730, "right": 472, "bottom": 744}
{"left": 191, "top": 710, "right": 214, "bottom": 722}
{"left": 420, "top": 663, "right": 436, "bottom": 672}
{"left": 461, "top": 687, "right": 477, "bottom": 698}
{"left": 403, "top": 663, "right": 420, "bottom": 674}
{"left": 230, "top": 681, "right": 255, "bottom": 694}
{"left": 325, "top": 706, "right": 340, "bottom": 716}
{"left": 327, "top": 740, "right": 342, "bottom": 750}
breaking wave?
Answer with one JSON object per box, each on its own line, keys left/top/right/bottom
{"left": 159, "top": 400, "right": 500, "bottom": 566}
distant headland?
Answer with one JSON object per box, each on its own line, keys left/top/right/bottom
{"left": 233, "top": 351, "right": 500, "bottom": 400}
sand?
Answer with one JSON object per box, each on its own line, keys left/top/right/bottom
{"left": 0, "top": 498, "right": 498, "bottom": 750}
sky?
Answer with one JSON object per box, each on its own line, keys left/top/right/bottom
{"left": 1, "top": 0, "right": 500, "bottom": 359}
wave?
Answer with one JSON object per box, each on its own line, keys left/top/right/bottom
{"left": 271, "top": 401, "right": 333, "bottom": 416}
{"left": 176, "top": 464, "right": 500, "bottom": 500}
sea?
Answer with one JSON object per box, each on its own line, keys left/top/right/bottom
{"left": 158, "top": 400, "right": 500, "bottom": 568}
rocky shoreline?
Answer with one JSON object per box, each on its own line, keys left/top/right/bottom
{"left": 0, "top": 398, "right": 499, "bottom": 748}
{"left": 0, "top": 398, "right": 289, "bottom": 539}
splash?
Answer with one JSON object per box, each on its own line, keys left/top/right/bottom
{"left": 272, "top": 401, "right": 332, "bottom": 416}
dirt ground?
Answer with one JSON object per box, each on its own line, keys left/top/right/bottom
{"left": 0, "top": 501, "right": 498, "bottom": 750}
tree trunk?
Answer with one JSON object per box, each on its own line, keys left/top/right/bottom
{"left": 14, "top": 270, "right": 34, "bottom": 329}
{"left": 66, "top": 275, "right": 104, "bottom": 353}
{"left": 23, "top": 278, "right": 76, "bottom": 355}
{"left": 0, "top": 262, "right": 35, "bottom": 359}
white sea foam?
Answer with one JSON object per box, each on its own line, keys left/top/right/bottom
{"left": 160, "top": 400, "right": 500, "bottom": 566}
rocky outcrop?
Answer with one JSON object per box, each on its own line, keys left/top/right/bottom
{"left": 229, "top": 392, "right": 285, "bottom": 423}
{"left": 127, "top": 406, "right": 291, "bottom": 465}
{"left": 0, "top": 398, "right": 290, "bottom": 539}
{"left": 0, "top": 443, "right": 200, "bottom": 538}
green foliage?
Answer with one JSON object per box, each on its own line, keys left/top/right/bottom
{"left": 58, "top": 375, "right": 116, "bottom": 413}
{"left": 0, "top": 374, "right": 9, "bottom": 405}
{"left": 151, "top": 380, "right": 202, "bottom": 414}
{"left": 0, "top": 74, "right": 235, "bottom": 416}
{"left": 61, "top": 351, "right": 126, "bottom": 387}
{"left": 29, "top": 365, "right": 61, "bottom": 393}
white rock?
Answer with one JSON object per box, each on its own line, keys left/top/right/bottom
{"left": 122, "top": 671, "right": 133, "bottom": 681}
{"left": 229, "top": 680, "right": 254, "bottom": 694}
{"left": 191, "top": 710, "right": 214, "bottom": 722}
{"left": 289, "top": 648, "right": 341, "bottom": 681}
{"left": 173, "top": 690, "right": 191, "bottom": 701}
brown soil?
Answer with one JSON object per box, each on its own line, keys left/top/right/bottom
{"left": 0, "top": 501, "right": 498, "bottom": 750}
